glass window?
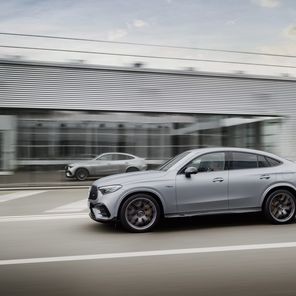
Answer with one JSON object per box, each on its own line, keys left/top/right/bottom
{"left": 97, "top": 154, "right": 113, "bottom": 161}
{"left": 266, "top": 157, "right": 281, "bottom": 167}
{"left": 158, "top": 151, "right": 191, "bottom": 171}
{"left": 230, "top": 152, "right": 258, "bottom": 170}
{"left": 258, "top": 155, "right": 270, "bottom": 168}
{"left": 186, "top": 152, "right": 225, "bottom": 173}
{"left": 116, "top": 154, "right": 134, "bottom": 160}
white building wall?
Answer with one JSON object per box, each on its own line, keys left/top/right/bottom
{"left": 0, "top": 60, "right": 295, "bottom": 159}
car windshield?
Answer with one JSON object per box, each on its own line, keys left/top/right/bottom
{"left": 158, "top": 151, "right": 191, "bottom": 171}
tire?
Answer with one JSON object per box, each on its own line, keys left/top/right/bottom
{"left": 75, "top": 168, "right": 89, "bottom": 181}
{"left": 126, "top": 167, "right": 139, "bottom": 173}
{"left": 263, "top": 189, "right": 296, "bottom": 224}
{"left": 120, "top": 193, "right": 161, "bottom": 232}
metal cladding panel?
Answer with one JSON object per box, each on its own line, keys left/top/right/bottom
{"left": 1, "top": 61, "right": 296, "bottom": 158}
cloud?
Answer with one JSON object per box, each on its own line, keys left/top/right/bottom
{"left": 226, "top": 19, "right": 237, "bottom": 25}
{"left": 252, "top": 0, "right": 281, "bottom": 8}
{"left": 107, "top": 29, "right": 128, "bottom": 41}
{"left": 283, "top": 24, "right": 296, "bottom": 39}
{"left": 132, "top": 19, "right": 149, "bottom": 28}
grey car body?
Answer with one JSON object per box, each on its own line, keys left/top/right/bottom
{"left": 88, "top": 147, "right": 296, "bottom": 232}
{"left": 66, "top": 152, "right": 147, "bottom": 180}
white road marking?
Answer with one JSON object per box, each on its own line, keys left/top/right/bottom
{"left": 0, "top": 213, "right": 87, "bottom": 222}
{"left": 1, "top": 242, "right": 296, "bottom": 266}
{"left": 45, "top": 199, "right": 87, "bottom": 213}
{"left": 0, "top": 190, "right": 46, "bottom": 203}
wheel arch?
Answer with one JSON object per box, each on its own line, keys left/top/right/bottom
{"left": 117, "top": 190, "right": 165, "bottom": 220}
{"left": 261, "top": 183, "right": 296, "bottom": 208}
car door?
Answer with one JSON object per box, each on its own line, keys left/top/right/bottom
{"left": 176, "top": 152, "right": 229, "bottom": 213}
{"left": 94, "top": 154, "right": 113, "bottom": 175}
{"left": 228, "top": 152, "right": 277, "bottom": 209}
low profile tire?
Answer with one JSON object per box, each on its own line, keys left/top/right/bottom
{"left": 126, "top": 167, "right": 139, "bottom": 173}
{"left": 75, "top": 168, "right": 89, "bottom": 181}
{"left": 263, "top": 189, "right": 296, "bottom": 224}
{"left": 120, "top": 194, "right": 161, "bottom": 232}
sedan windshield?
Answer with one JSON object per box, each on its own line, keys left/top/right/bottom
{"left": 158, "top": 151, "right": 191, "bottom": 171}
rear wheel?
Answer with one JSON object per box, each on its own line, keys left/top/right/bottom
{"left": 75, "top": 168, "right": 89, "bottom": 181}
{"left": 264, "top": 190, "right": 296, "bottom": 224}
{"left": 120, "top": 194, "right": 161, "bottom": 232}
{"left": 126, "top": 167, "right": 139, "bottom": 173}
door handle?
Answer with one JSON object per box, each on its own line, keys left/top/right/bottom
{"left": 260, "top": 174, "right": 270, "bottom": 180}
{"left": 213, "top": 177, "right": 224, "bottom": 183}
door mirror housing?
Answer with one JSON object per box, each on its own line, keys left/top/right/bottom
{"left": 184, "top": 166, "right": 198, "bottom": 178}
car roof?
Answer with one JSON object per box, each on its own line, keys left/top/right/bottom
{"left": 188, "top": 147, "right": 283, "bottom": 160}
{"left": 98, "top": 152, "right": 136, "bottom": 157}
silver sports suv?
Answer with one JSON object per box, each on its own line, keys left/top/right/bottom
{"left": 66, "top": 153, "right": 147, "bottom": 181}
{"left": 88, "top": 147, "right": 296, "bottom": 232}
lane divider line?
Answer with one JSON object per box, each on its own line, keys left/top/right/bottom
{"left": 1, "top": 242, "right": 296, "bottom": 266}
{"left": 0, "top": 213, "right": 88, "bottom": 222}
{"left": 0, "top": 190, "right": 47, "bottom": 203}
{"left": 45, "top": 199, "right": 87, "bottom": 213}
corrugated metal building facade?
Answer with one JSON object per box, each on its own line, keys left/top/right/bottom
{"left": 0, "top": 59, "right": 295, "bottom": 170}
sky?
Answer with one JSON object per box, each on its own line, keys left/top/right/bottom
{"left": 0, "top": 0, "right": 295, "bottom": 76}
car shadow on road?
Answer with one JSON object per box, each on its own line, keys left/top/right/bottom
{"left": 84, "top": 212, "right": 269, "bottom": 234}
{"left": 156, "top": 212, "right": 267, "bottom": 233}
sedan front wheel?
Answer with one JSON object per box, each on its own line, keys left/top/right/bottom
{"left": 75, "top": 168, "right": 89, "bottom": 181}
{"left": 120, "top": 194, "right": 161, "bottom": 232}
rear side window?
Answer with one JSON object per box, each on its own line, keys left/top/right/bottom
{"left": 266, "top": 157, "right": 281, "bottom": 167}
{"left": 258, "top": 155, "right": 270, "bottom": 168}
{"left": 230, "top": 152, "right": 258, "bottom": 170}
{"left": 116, "top": 154, "right": 134, "bottom": 160}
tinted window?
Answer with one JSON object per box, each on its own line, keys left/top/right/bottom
{"left": 230, "top": 152, "right": 258, "bottom": 170}
{"left": 97, "top": 154, "right": 113, "bottom": 161}
{"left": 266, "top": 157, "right": 281, "bottom": 167}
{"left": 258, "top": 155, "right": 270, "bottom": 168}
{"left": 159, "top": 151, "right": 191, "bottom": 171}
{"left": 186, "top": 152, "right": 225, "bottom": 173}
{"left": 116, "top": 154, "right": 134, "bottom": 160}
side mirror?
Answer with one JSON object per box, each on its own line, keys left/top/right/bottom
{"left": 184, "top": 167, "right": 198, "bottom": 178}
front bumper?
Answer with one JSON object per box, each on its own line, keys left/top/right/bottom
{"left": 88, "top": 187, "right": 118, "bottom": 222}
{"left": 65, "top": 166, "right": 75, "bottom": 178}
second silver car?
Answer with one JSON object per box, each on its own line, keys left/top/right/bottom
{"left": 66, "top": 152, "right": 147, "bottom": 181}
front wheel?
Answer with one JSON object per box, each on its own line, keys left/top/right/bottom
{"left": 263, "top": 190, "right": 296, "bottom": 224}
{"left": 75, "top": 168, "right": 89, "bottom": 181}
{"left": 120, "top": 194, "right": 161, "bottom": 232}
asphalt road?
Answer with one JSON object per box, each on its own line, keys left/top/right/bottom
{"left": 1, "top": 188, "right": 296, "bottom": 296}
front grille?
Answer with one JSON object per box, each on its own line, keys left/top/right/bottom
{"left": 89, "top": 185, "right": 98, "bottom": 200}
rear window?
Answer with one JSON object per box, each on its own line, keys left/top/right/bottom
{"left": 230, "top": 152, "right": 258, "bottom": 170}
{"left": 116, "top": 154, "right": 134, "bottom": 160}
{"left": 266, "top": 157, "right": 281, "bottom": 167}
{"left": 258, "top": 155, "right": 270, "bottom": 168}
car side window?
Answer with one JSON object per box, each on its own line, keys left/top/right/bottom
{"left": 230, "top": 152, "right": 258, "bottom": 170}
{"left": 266, "top": 157, "right": 281, "bottom": 167}
{"left": 186, "top": 152, "right": 225, "bottom": 173}
{"left": 116, "top": 154, "right": 134, "bottom": 160}
{"left": 258, "top": 155, "right": 270, "bottom": 168}
{"left": 97, "top": 154, "right": 113, "bottom": 161}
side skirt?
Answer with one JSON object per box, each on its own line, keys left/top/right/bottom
{"left": 165, "top": 207, "right": 261, "bottom": 218}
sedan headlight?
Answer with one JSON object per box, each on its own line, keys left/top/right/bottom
{"left": 98, "top": 185, "right": 122, "bottom": 195}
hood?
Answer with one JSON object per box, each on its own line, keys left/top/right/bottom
{"left": 93, "top": 170, "right": 168, "bottom": 187}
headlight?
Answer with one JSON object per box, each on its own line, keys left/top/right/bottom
{"left": 98, "top": 185, "right": 122, "bottom": 195}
